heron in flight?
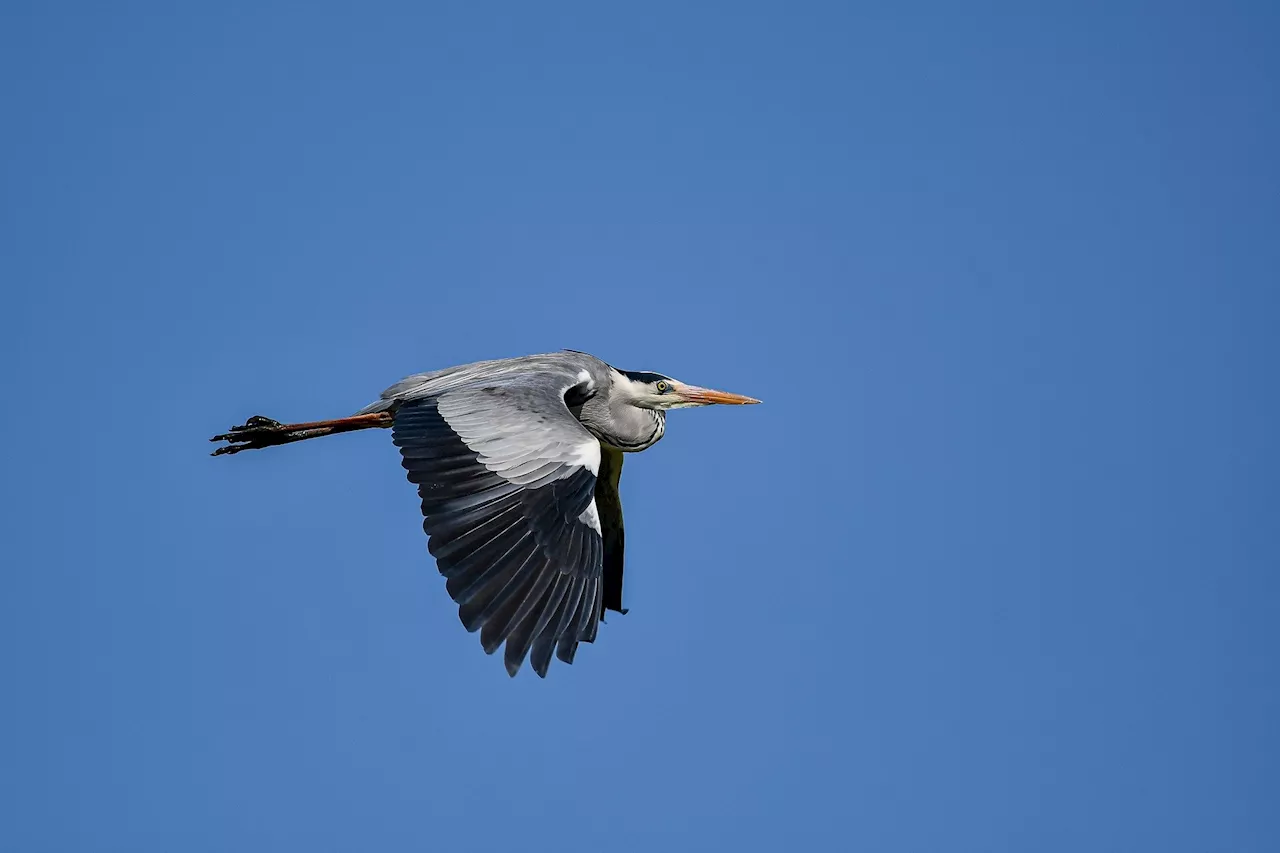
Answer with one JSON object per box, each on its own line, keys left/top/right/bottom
{"left": 211, "top": 350, "right": 759, "bottom": 677}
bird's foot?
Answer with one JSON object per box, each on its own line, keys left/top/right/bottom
{"left": 242, "top": 415, "right": 284, "bottom": 430}
{"left": 210, "top": 415, "right": 288, "bottom": 456}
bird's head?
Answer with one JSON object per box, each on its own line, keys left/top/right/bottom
{"left": 615, "top": 369, "right": 761, "bottom": 411}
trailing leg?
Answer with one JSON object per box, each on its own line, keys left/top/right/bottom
{"left": 210, "top": 412, "right": 393, "bottom": 456}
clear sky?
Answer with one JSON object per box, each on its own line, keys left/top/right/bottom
{"left": 2, "top": 2, "right": 1277, "bottom": 851}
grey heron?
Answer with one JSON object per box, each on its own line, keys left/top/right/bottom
{"left": 211, "top": 350, "right": 760, "bottom": 677}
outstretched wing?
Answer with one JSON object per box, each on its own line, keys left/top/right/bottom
{"left": 391, "top": 377, "right": 605, "bottom": 677}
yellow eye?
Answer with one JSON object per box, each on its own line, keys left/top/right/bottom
{"left": 656, "top": 381, "right": 668, "bottom": 393}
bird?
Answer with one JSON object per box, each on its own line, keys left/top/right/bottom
{"left": 210, "top": 350, "right": 760, "bottom": 677}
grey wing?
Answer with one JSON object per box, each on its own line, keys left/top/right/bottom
{"left": 391, "top": 377, "right": 606, "bottom": 677}
{"left": 596, "top": 446, "right": 628, "bottom": 617}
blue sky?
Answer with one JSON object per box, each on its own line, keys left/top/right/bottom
{"left": 2, "top": 2, "right": 1277, "bottom": 851}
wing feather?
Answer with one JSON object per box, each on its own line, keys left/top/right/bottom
{"left": 391, "top": 375, "right": 611, "bottom": 678}
{"left": 596, "top": 447, "right": 628, "bottom": 616}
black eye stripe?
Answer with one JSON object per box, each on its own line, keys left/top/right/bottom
{"left": 619, "top": 369, "right": 671, "bottom": 385}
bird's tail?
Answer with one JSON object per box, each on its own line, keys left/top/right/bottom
{"left": 209, "top": 412, "right": 393, "bottom": 456}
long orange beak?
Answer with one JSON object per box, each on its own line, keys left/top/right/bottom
{"left": 675, "top": 383, "right": 762, "bottom": 405}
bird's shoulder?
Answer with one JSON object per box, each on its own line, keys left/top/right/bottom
{"left": 359, "top": 351, "right": 612, "bottom": 414}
